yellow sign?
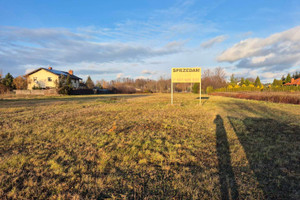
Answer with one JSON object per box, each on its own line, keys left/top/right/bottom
{"left": 171, "top": 67, "right": 202, "bottom": 105}
{"left": 171, "top": 67, "right": 201, "bottom": 83}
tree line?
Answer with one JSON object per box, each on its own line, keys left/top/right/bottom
{"left": 0, "top": 72, "right": 27, "bottom": 94}
{"left": 272, "top": 72, "right": 300, "bottom": 86}
{"left": 1, "top": 69, "right": 299, "bottom": 95}
{"left": 81, "top": 67, "right": 228, "bottom": 94}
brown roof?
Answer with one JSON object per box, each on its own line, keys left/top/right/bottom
{"left": 284, "top": 78, "right": 300, "bottom": 86}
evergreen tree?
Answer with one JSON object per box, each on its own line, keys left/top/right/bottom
{"left": 1, "top": 73, "right": 14, "bottom": 89}
{"left": 192, "top": 83, "right": 199, "bottom": 94}
{"left": 86, "top": 76, "right": 95, "bottom": 89}
{"left": 239, "top": 77, "right": 245, "bottom": 86}
{"left": 292, "top": 71, "right": 299, "bottom": 79}
{"left": 245, "top": 78, "right": 251, "bottom": 86}
{"left": 254, "top": 76, "right": 262, "bottom": 87}
{"left": 57, "top": 75, "right": 65, "bottom": 88}
{"left": 272, "top": 79, "right": 282, "bottom": 86}
{"left": 66, "top": 74, "right": 72, "bottom": 88}
{"left": 57, "top": 75, "right": 72, "bottom": 95}
{"left": 286, "top": 73, "right": 291, "bottom": 83}
{"left": 230, "top": 74, "right": 237, "bottom": 85}
{"left": 281, "top": 75, "right": 286, "bottom": 84}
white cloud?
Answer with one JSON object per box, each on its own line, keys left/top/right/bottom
{"left": 135, "top": 76, "right": 148, "bottom": 79}
{"left": 251, "top": 53, "right": 275, "bottom": 64}
{"left": 201, "top": 35, "right": 227, "bottom": 48}
{"left": 141, "top": 70, "right": 157, "bottom": 75}
{"left": 116, "top": 73, "right": 124, "bottom": 79}
{"left": 261, "top": 71, "right": 282, "bottom": 79}
{"left": 217, "top": 26, "right": 300, "bottom": 71}
{"left": 25, "top": 68, "right": 35, "bottom": 74}
{"left": 77, "top": 69, "right": 121, "bottom": 75}
{"left": 0, "top": 1, "right": 222, "bottom": 79}
{"left": 0, "top": 26, "right": 185, "bottom": 75}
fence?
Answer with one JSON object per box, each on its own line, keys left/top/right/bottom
{"left": 15, "top": 89, "right": 114, "bottom": 95}
{"left": 15, "top": 89, "right": 58, "bottom": 95}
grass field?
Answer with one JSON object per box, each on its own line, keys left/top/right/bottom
{"left": 0, "top": 94, "right": 299, "bottom": 199}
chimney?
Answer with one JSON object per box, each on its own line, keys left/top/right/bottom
{"left": 69, "top": 70, "right": 73, "bottom": 75}
{"left": 291, "top": 78, "right": 294, "bottom": 83}
{"left": 48, "top": 66, "right": 52, "bottom": 70}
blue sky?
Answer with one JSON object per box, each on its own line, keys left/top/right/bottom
{"left": 1, "top": 0, "right": 300, "bottom": 82}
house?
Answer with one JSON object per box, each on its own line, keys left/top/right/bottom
{"left": 284, "top": 78, "right": 300, "bottom": 86}
{"left": 25, "top": 67, "right": 82, "bottom": 90}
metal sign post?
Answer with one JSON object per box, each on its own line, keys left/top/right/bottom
{"left": 171, "top": 79, "right": 173, "bottom": 105}
{"left": 200, "top": 78, "right": 201, "bottom": 105}
{"left": 171, "top": 67, "right": 201, "bottom": 105}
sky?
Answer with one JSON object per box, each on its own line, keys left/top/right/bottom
{"left": 1, "top": 0, "right": 300, "bottom": 83}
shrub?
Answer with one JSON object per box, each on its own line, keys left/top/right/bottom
{"left": 143, "top": 89, "right": 153, "bottom": 93}
{"left": 192, "top": 83, "right": 200, "bottom": 94}
{"left": 0, "top": 83, "right": 10, "bottom": 94}
{"left": 206, "top": 86, "right": 214, "bottom": 94}
{"left": 32, "top": 85, "right": 42, "bottom": 90}
{"left": 211, "top": 92, "right": 300, "bottom": 104}
{"left": 211, "top": 84, "right": 300, "bottom": 93}
{"left": 113, "top": 85, "right": 136, "bottom": 94}
{"left": 57, "top": 75, "right": 72, "bottom": 95}
{"left": 57, "top": 85, "right": 72, "bottom": 94}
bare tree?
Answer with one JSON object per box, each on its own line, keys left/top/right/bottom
{"left": 213, "top": 67, "right": 227, "bottom": 88}
{"left": 200, "top": 67, "right": 227, "bottom": 91}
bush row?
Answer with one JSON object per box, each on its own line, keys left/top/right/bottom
{"left": 211, "top": 85, "right": 300, "bottom": 93}
{"left": 211, "top": 92, "right": 300, "bottom": 104}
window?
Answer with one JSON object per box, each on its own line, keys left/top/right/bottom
{"left": 48, "top": 77, "right": 52, "bottom": 82}
{"left": 33, "top": 77, "right": 37, "bottom": 82}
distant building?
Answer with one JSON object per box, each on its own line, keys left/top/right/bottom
{"left": 25, "top": 67, "right": 82, "bottom": 90}
{"left": 284, "top": 78, "right": 300, "bottom": 86}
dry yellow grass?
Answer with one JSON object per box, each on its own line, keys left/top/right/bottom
{"left": 0, "top": 93, "right": 299, "bottom": 199}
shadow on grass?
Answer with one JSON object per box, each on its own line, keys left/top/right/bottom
{"left": 214, "top": 115, "right": 239, "bottom": 200}
{"left": 228, "top": 117, "right": 299, "bottom": 199}
{"left": 195, "top": 96, "right": 209, "bottom": 105}
{"left": 196, "top": 97, "right": 210, "bottom": 99}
